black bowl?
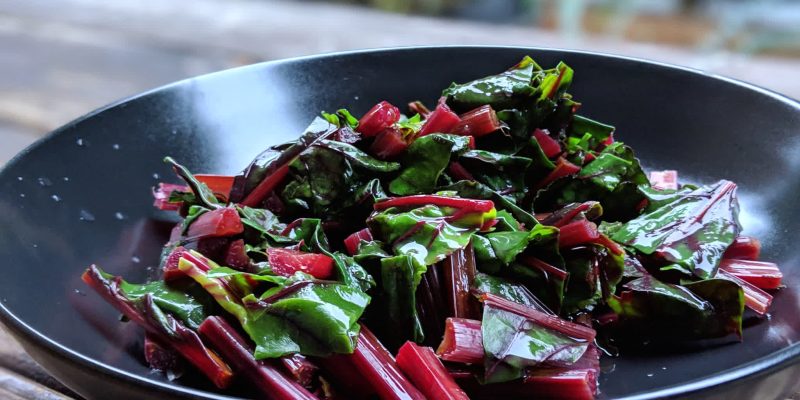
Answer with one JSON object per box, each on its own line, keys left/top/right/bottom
{"left": 1, "top": 47, "right": 799, "bottom": 400}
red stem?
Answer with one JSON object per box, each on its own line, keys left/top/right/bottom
{"left": 443, "top": 245, "right": 480, "bottom": 320}
{"left": 194, "top": 174, "right": 235, "bottom": 200}
{"left": 198, "top": 317, "right": 316, "bottom": 399}
{"left": 358, "top": 101, "right": 402, "bottom": 137}
{"left": 396, "top": 342, "right": 470, "bottom": 400}
{"left": 81, "top": 266, "right": 234, "bottom": 388}
{"left": 521, "top": 255, "right": 569, "bottom": 281}
{"left": 436, "top": 318, "right": 484, "bottom": 365}
{"left": 533, "top": 129, "right": 562, "bottom": 158}
{"left": 240, "top": 163, "right": 291, "bottom": 207}
{"left": 719, "top": 259, "right": 782, "bottom": 290}
{"left": 451, "top": 105, "right": 502, "bottom": 137}
{"left": 186, "top": 207, "right": 244, "bottom": 239}
{"left": 417, "top": 97, "right": 461, "bottom": 137}
{"left": 558, "top": 219, "right": 600, "bottom": 249}
{"left": 344, "top": 325, "right": 426, "bottom": 400}
{"left": 723, "top": 236, "right": 762, "bottom": 260}
{"left": 718, "top": 270, "right": 773, "bottom": 315}
{"left": 537, "top": 157, "right": 581, "bottom": 189}
{"left": 448, "top": 162, "right": 475, "bottom": 181}
{"left": 344, "top": 228, "right": 374, "bottom": 256}
{"left": 279, "top": 354, "right": 319, "bottom": 388}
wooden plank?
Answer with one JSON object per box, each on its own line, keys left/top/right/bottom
{"left": 0, "top": 325, "right": 79, "bottom": 399}
{"left": 0, "top": 365, "right": 74, "bottom": 400}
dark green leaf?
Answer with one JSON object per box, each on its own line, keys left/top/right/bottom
{"left": 368, "top": 202, "right": 492, "bottom": 265}
{"left": 316, "top": 140, "right": 400, "bottom": 172}
{"left": 607, "top": 274, "right": 743, "bottom": 342}
{"left": 380, "top": 255, "right": 427, "bottom": 344}
{"left": 389, "top": 134, "right": 472, "bottom": 195}
{"left": 473, "top": 273, "right": 542, "bottom": 308}
{"left": 459, "top": 150, "right": 532, "bottom": 201}
{"left": 481, "top": 300, "right": 588, "bottom": 383}
{"left": 164, "top": 157, "right": 220, "bottom": 209}
{"left": 610, "top": 180, "right": 741, "bottom": 279}
{"left": 103, "top": 270, "right": 211, "bottom": 330}
{"left": 443, "top": 56, "right": 541, "bottom": 111}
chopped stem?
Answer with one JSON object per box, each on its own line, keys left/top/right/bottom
{"left": 436, "top": 318, "right": 484, "bottom": 365}
{"left": 719, "top": 259, "right": 782, "bottom": 290}
{"left": 396, "top": 342, "right": 469, "bottom": 400}
{"left": 443, "top": 245, "right": 480, "bottom": 319}
{"left": 198, "top": 316, "right": 316, "bottom": 399}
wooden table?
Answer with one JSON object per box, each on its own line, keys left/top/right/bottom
{"left": 1, "top": 0, "right": 799, "bottom": 398}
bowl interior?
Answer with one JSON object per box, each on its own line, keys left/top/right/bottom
{"left": 0, "top": 47, "right": 799, "bottom": 399}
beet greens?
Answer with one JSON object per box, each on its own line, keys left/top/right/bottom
{"left": 83, "top": 56, "right": 782, "bottom": 399}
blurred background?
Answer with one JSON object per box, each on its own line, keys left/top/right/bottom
{"left": 2, "top": 0, "right": 800, "bottom": 165}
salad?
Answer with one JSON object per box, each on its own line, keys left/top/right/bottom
{"left": 82, "top": 56, "right": 783, "bottom": 400}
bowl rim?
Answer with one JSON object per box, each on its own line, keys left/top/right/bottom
{"left": 0, "top": 45, "right": 798, "bottom": 400}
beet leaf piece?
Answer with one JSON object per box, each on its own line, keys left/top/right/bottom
{"left": 479, "top": 294, "right": 593, "bottom": 383}
{"left": 442, "top": 56, "right": 541, "bottom": 112}
{"left": 441, "top": 180, "right": 537, "bottom": 228}
{"left": 368, "top": 197, "right": 496, "bottom": 266}
{"left": 473, "top": 272, "right": 550, "bottom": 312}
{"left": 234, "top": 117, "right": 337, "bottom": 205}
{"left": 611, "top": 180, "right": 741, "bottom": 279}
{"left": 86, "top": 266, "right": 211, "bottom": 329}
{"left": 456, "top": 150, "right": 532, "bottom": 202}
{"left": 389, "top": 133, "right": 472, "bottom": 195}
{"left": 561, "top": 244, "right": 624, "bottom": 315}
{"left": 180, "top": 251, "right": 370, "bottom": 359}
{"left": 534, "top": 142, "right": 649, "bottom": 222}
{"left": 164, "top": 157, "right": 222, "bottom": 210}
{"left": 380, "top": 255, "right": 428, "bottom": 345}
{"left": 82, "top": 266, "right": 233, "bottom": 388}
{"left": 607, "top": 274, "right": 744, "bottom": 342}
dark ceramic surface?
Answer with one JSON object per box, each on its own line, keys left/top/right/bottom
{"left": 0, "top": 47, "right": 798, "bottom": 400}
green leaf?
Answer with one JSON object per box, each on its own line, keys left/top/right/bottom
{"left": 164, "top": 157, "right": 220, "bottom": 209}
{"left": 473, "top": 273, "right": 541, "bottom": 308}
{"left": 458, "top": 150, "right": 532, "bottom": 201}
{"left": 481, "top": 300, "right": 588, "bottom": 383}
{"left": 102, "top": 271, "right": 211, "bottom": 330}
{"left": 561, "top": 244, "right": 624, "bottom": 314}
{"left": 237, "top": 206, "right": 286, "bottom": 239}
{"left": 507, "top": 224, "right": 567, "bottom": 312}
{"left": 368, "top": 201, "right": 491, "bottom": 266}
{"left": 321, "top": 109, "right": 359, "bottom": 129}
{"left": 567, "top": 115, "right": 614, "bottom": 154}
{"left": 180, "top": 254, "right": 370, "bottom": 359}
{"left": 443, "top": 56, "right": 541, "bottom": 111}
{"left": 389, "top": 134, "right": 472, "bottom": 195}
{"left": 607, "top": 274, "right": 743, "bottom": 341}
{"left": 380, "top": 255, "right": 427, "bottom": 344}
{"left": 251, "top": 280, "right": 370, "bottom": 358}
{"left": 534, "top": 143, "right": 649, "bottom": 221}
{"left": 640, "top": 185, "right": 698, "bottom": 213}
{"left": 610, "top": 180, "right": 741, "bottom": 279}
{"left": 317, "top": 140, "right": 400, "bottom": 172}
{"left": 440, "top": 180, "right": 537, "bottom": 229}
